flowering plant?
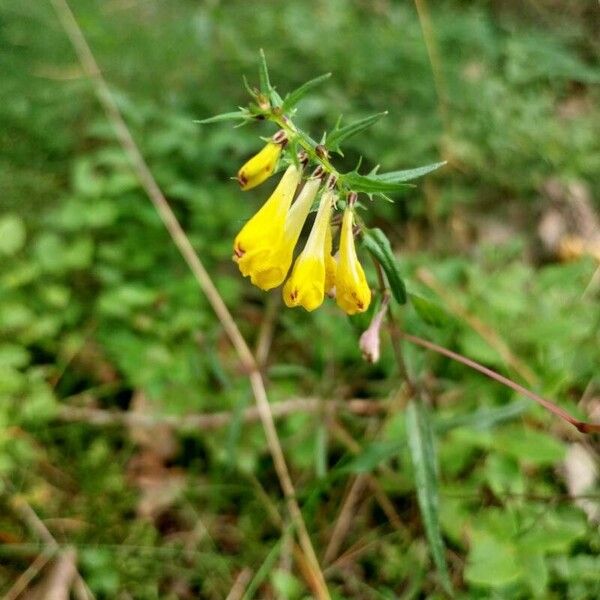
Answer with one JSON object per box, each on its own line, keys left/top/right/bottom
{"left": 201, "top": 51, "right": 445, "bottom": 336}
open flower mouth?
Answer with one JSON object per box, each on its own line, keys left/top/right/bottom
{"left": 234, "top": 244, "right": 245, "bottom": 259}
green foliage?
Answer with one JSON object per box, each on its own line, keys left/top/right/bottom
{"left": 281, "top": 72, "right": 332, "bottom": 113}
{"left": 1, "top": 0, "right": 599, "bottom": 598}
{"left": 406, "top": 401, "right": 453, "bottom": 594}
{"left": 326, "top": 112, "right": 388, "bottom": 155}
{"left": 362, "top": 228, "right": 407, "bottom": 304}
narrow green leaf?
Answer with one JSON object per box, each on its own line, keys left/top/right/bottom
{"left": 315, "top": 422, "right": 328, "bottom": 479}
{"left": 258, "top": 49, "right": 271, "bottom": 96}
{"left": 195, "top": 111, "right": 248, "bottom": 124}
{"left": 326, "top": 112, "right": 388, "bottom": 152}
{"left": 258, "top": 49, "right": 282, "bottom": 107}
{"left": 375, "top": 161, "right": 447, "bottom": 183}
{"left": 362, "top": 228, "right": 407, "bottom": 304}
{"left": 409, "top": 292, "right": 451, "bottom": 327}
{"left": 270, "top": 88, "right": 283, "bottom": 108}
{"left": 242, "top": 539, "right": 282, "bottom": 600}
{"left": 406, "top": 401, "right": 453, "bottom": 595}
{"left": 436, "top": 400, "right": 529, "bottom": 434}
{"left": 343, "top": 440, "right": 404, "bottom": 474}
{"left": 282, "top": 73, "right": 332, "bottom": 112}
{"left": 343, "top": 172, "right": 412, "bottom": 194}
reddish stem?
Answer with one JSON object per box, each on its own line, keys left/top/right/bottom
{"left": 400, "top": 332, "right": 600, "bottom": 434}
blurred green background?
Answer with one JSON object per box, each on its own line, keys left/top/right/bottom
{"left": 1, "top": 0, "right": 599, "bottom": 598}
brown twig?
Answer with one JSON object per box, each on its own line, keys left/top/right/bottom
{"left": 38, "top": 548, "right": 78, "bottom": 600}
{"left": 329, "top": 421, "right": 408, "bottom": 535}
{"left": 2, "top": 548, "right": 55, "bottom": 600}
{"left": 56, "top": 398, "right": 387, "bottom": 430}
{"left": 323, "top": 474, "right": 369, "bottom": 565}
{"left": 9, "top": 496, "right": 93, "bottom": 600}
{"left": 225, "top": 568, "right": 252, "bottom": 600}
{"left": 49, "top": 1, "right": 328, "bottom": 595}
{"left": 255, "top": 294, "right": 280, "bottom": 367}
{"left": 400, "top": 331, "right": 600, "bottom": 434}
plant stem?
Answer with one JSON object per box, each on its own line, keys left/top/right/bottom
{"left": 270, "top": 115, "right": 342, "bottom": 190}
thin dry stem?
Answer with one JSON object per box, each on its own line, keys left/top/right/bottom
{"left": 224, "top": 568, "right": 252, "bottom": 600}
{"left": 3, "top": 548, "right": 55, "bottom": 600}
{"left": 57, "top": 398, "right": 387, "bottom": 430}
{"left": 9, "top": 496, "right": 93, "bottom": 600}
{"left": 323, "top": 474, "right": 369, "bottom": 565}
{"left": 329, "top": 421, "right": 408, "bottom": 535}
{"left": 414, "top": 0, "right": 451, "bottom": 136}
{"left": 583, "top": 264, "right": 600, "bottom": 299}
{"left": 255, "top": 293, "right": 280, "bottom": 367}
{"left": 49, "top": 0, "right": 328, "bottom": 595}
{"left": 39, "top": 549, "right": 78, "bottom": 600}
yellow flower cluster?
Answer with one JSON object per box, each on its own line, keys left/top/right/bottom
{"left": 233, "top": 138, "right": 371, "bottom": 314}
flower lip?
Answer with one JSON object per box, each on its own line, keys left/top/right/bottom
{"left": 335, "top": 206, "right": 371, "bottom": 315}
{"left": 283, "top": 191, "right": 335, "bottom": 311}
{"left": 232, "top": 165, "right": 304, "bottom": 290}
{"left": 237, "top": 135, "right": 286, "bottom": 191}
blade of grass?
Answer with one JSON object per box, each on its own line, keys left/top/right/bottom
{"left": 258, "top": 48, "right": 271, "bottom": 96}
{"left": 406, "top": 401, "right": 453, "bottom": 596}
{"left": 241, "top": 540, "right": 282, "bottom": 600}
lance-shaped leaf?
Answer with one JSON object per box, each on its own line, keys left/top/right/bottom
{"left": 258, "top": 49, "right": 271, "bottom": 95}
{"left": 408, "top": 292, "right": 451, "bottom": 328}
{"left": 326, "top": 112, "right": 388, "bottom": 153}
{"left": 343, "top": 172, "right": 413, "bottom": 194}
{"left": 195, "top": 110, "right": 250, "bottom": 125}
{"left": 406, "top": 400, "right": 453, "bottom": 596}
{"left": 258, "top": 49, "right": 282, "bottom": 108}
{"left": 362, "top": 228, "right": 407, "bottom": 304}
{"left": 374, "top": 161, "right": 447, "bottom": 183}
{"left": 282, "top": 73, "right": 332, "bottom": 112}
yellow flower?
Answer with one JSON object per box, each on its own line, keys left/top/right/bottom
{"left": 237, "top": 136, "right": 285, "bottom": 191}
{"left": 336, "top": 207, "right": 371, "bottom": 314}
{"left": 234, "top": 165, "right": 320, "bottom": 291}
{"left": 283, "top": 191, "right": 334, "bottom": 311}
{"left": 324, "top": 222, "right": 337, "bottom": 295}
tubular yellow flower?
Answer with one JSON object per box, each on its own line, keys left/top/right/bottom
{"left": 324, "top": 222, "right": 337, "bottom": 295}
{"left": 233, "top": 165, "right": 301, "bottom": 290}
{"left": 283, "top": 191, "right": 334, "bottom": 311}
{"left": 336, "top": 207, "right": 371, "bottom": 315}
{"left": 237, "top": 132, "right": 286, "bottom": 190}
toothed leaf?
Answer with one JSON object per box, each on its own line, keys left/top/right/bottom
{"left": 326, "top": 112, "right": 388, "bottom": 152}
{"left": 195, "top": 111, "right": 249, "bottom": 124}
{"left": 375, "top": 161, "right": 446, "bottom": 183}
{"left": 343, "top": 172, "right": 412, "bottom": 194}
{"left": 409, "top": 292, "right": 451, "bottom": 327}
{"left": 282, "top": 73, "right": 332, "bottom": 112}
